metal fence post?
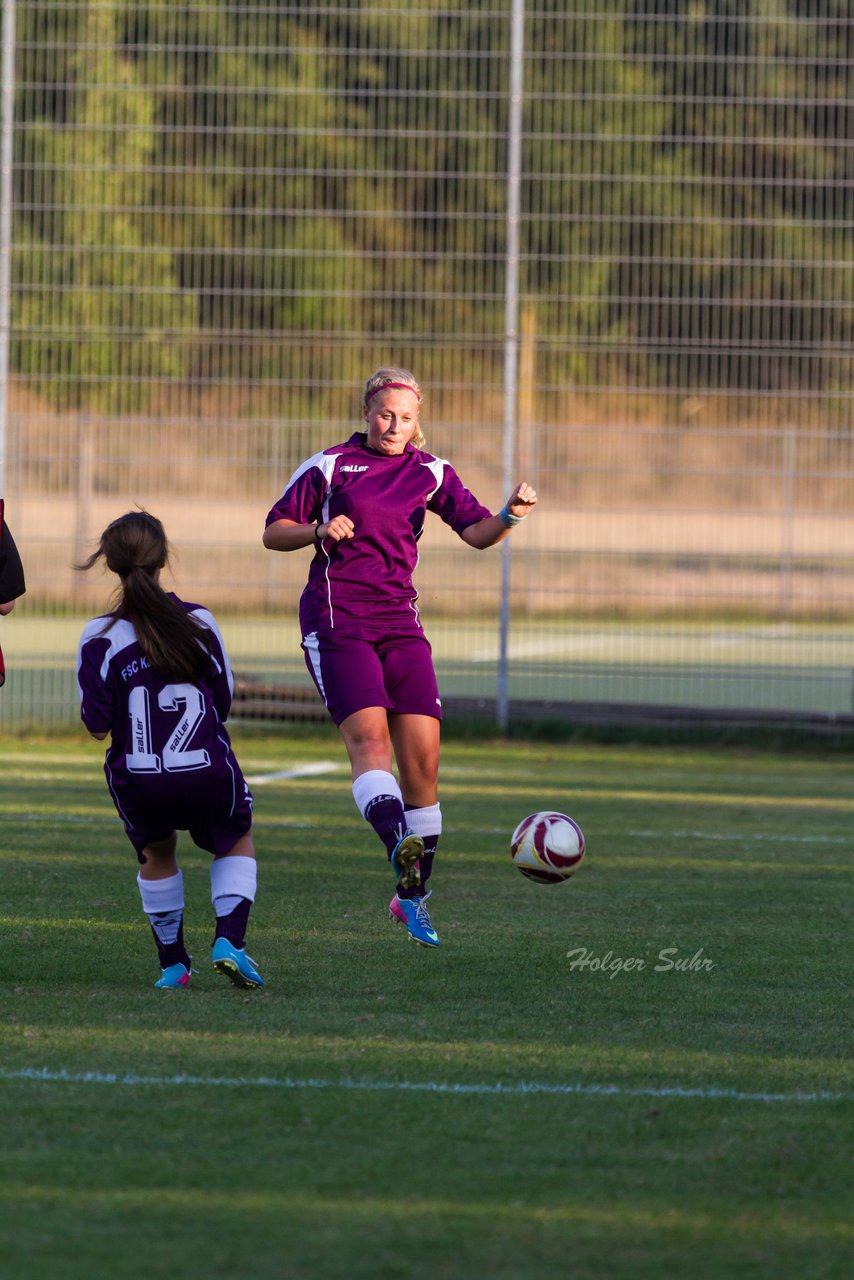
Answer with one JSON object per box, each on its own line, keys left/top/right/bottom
{"left": 498, "top": 0, "right": 524, "bottom": 733}
{"left": 0, "top": 0, "right": 17, "bottom": 498}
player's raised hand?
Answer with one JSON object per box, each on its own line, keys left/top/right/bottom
{"left": 507, "top": 482, "right": 538, "bottom": 519}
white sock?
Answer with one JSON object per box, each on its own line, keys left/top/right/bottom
{"left": 210, "top": 854, "right": 257, "bottom": 915}
{"left": 137, "top": 871, "right": 184, "bottom": 945}
{"left": 352, "top": 769, "right": 402, "bottom": 819}
{"left": 138, "top": 870, "right": 184, "bottom": 915}
{"left": 403, "top": 803, "right": 442, "bottom": 838}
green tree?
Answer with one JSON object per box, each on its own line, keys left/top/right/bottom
{"left": 624, "top": 0, "right": 854, "bottom": 395}
{"left": 124, "top": 2, "right": 387, "bottom": 409}
{"left": 14, "top": 0, "right": 195, "bottom": 412}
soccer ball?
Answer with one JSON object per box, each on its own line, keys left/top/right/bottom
{"left": 510, "top": 811, "right": 585, "bottom": 884}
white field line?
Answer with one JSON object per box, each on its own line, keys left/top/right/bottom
{"left": 244, "top": 762, "right": 342, "bottom": 785}
{"left": 468, "top": 636, "right": 604, "bottom": 663}
{"left": 0, "top": 1067, "right": 848, "bottom": 1105}
{"left": 464, "top": 632, "right": 851, "bottom": 664}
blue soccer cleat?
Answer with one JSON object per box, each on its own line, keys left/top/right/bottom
{"left": 389, "top": 890, "right": 440, "bottom": 948}
{"left": 154, "top": 961, "right": 191, "bottom": 989}
{"left": 390, "top": 832, "right": 424, "bottom": 891}
{"left": 211, "top": 937, "right": 264, "bottom": 989}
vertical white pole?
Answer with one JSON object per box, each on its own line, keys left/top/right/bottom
{"left": 780, "top": 426, "right": 796, "bottom": 621}
{"left": 0, "top": 0, "right": 16, "bottom": 498}
{"left": 498, "top": 0, "right": 524, "bottom": 732}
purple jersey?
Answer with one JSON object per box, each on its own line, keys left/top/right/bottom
{"left": 265, "top": 432, "right": 491, "bottom": 636}
{"left": 77, "top": 598, "right": 248, "bottom": 827}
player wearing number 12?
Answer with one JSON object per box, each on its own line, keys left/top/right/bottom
{"left": 76, "top": 511, "right": 263, "bottom": 991}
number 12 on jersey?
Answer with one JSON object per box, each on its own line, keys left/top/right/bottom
{"left": 126, "top": 683, "right": 212, "bottom": 774}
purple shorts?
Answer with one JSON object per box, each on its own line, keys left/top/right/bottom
{"left": 108, "top": 769, "right": 254, "bottom": 862}
{"left": 302, "top": 630, "right": 443, "bottom": 726}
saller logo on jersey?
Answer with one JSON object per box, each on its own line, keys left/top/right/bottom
{"left": 340, "top": 465, "right": 369, "bottom": 473}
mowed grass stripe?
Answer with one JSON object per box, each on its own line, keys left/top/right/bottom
{"left": 0, "top": 1181, "right": 849, "bottom": 1242}
{"left": 0, "top": 811, "right": 336, "bottom": 829}
{"left": 0, "top": 914, "right": 396, "bottom": 941}
{"left": 1, "top": 851, "right": 848, "bottom": 875}
{"left": 439, "top": 783, "right": 854, "bottom": 810}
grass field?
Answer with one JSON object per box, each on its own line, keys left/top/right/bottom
{"left": 1, "top": 727, "right": 852, "bottom": 1279}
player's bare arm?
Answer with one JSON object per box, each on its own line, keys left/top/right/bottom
{"left": 460, "top": 481, "right": 538, "bottom": 550}
{"left": 263, "top": 515, "right": 355, "bottom": 551}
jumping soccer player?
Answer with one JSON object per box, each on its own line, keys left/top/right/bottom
{"left": 263, "top": 367, "right": 537, "bottom": 947}
{"left": 77, "top": 511, "right": 263, "bottom": 991}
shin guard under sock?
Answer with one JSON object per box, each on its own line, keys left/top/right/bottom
{"left": 138, "top": 871, "right": 191, "bottom": 969}
{"left": 353, "top": 770, "right": 407, "bottom": 859}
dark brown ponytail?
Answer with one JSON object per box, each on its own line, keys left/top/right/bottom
{"left": 78, "top": 511, "right": 214, "bottom": 682}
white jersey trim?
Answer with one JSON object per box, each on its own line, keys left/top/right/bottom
{"left": 302, "top": 632, "right": 327, "bottom": 704}
{"left": 276, "top": 451, "right": 342, "bottom": 628}
{"left": 280, "top": 449, "right": 340, "bottom": 499}
{"left": 191, "top": 606, "right": 231, "bottom": 695}
{"left": 419, "top": 454, "right": 448, "bottom": 499}
{"left": 78, "top": 608, "right": 230, "bottom": 694}
{"left": 78, "top": 616, "right": 139, "bottom": 685}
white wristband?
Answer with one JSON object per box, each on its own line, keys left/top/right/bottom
{"left": 499, "top": 503, "right": 526, "bottom": 528}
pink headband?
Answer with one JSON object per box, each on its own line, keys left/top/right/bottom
{"left": 364, "top": 382, "right": 421, "bottom": 404}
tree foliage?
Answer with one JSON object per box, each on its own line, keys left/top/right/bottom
{"left": 11, "top": 1, "right": 854, "bottom": 408}
{"left": 14, "top": 0, "right": 195, "bottom": 411}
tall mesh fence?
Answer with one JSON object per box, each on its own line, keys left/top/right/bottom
{"left": 1, "top": 1, "right": 853, "bottom": 729}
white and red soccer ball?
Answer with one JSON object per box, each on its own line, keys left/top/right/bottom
{"left": 510, "top": 811, "right": 585, "bottom": 884}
